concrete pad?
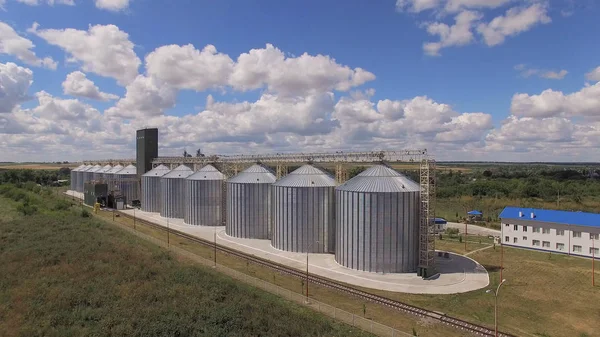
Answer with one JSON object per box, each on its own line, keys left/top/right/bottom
{"left": 66, "top": 190, "right": 84, "bottom": 200}
{"left": 447, "top": 222, "right": 500, "bottom": 236}
{"left": 119, "top": 207, "right": 489, "bottom": 294}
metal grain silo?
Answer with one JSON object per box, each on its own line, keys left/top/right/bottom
{"left": 141, "top": 164, "right": 170, "bottom": 213}
{"left": 95, "top": 164, "right": 112, "bottom": 181}
{"left": 184, "top": 164, "right": 225, "bottom": 226}
{"left": 271, "top": 165, "right": 336, "bottom": 253}
{"left": 335, "top": 165, "right": 420, "bottom": 273}
{"left": 104, "top": 164, "right": 124, "bottom": 193}
{"left": 76, "top": 165, "right": 92, "bottom": 192}
{"left": 114, "top": 165, "right": 138, "bottom": 205}
{"left": 226, "top": 164, "right": 276, "bottom": 239}
{"left": 160, "top": 164, "right": 193, "bottom": 218}
{"left": 70, "top": 164, "right": 85, "bottom": 191}
{"left": 83, "top": 165, "right": 101, "bottom": 188}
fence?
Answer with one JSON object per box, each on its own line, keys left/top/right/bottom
{"left": 110, "top": 217, "right": 413, "bottom": 337}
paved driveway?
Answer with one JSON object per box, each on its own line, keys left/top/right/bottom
{"left": 446, "top": 222, "right": 499, "bottom": 236}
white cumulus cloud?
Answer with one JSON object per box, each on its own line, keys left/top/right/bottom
{"left": 0, "top": 21, "right": 57, "bottom": 69}
{"left": 30, "top": 22, "right": 140, "bottom": 85}
{"left": 477, "top": 3, "right": 551, "bottom": 47}
{"left": 423, "top": 10, "right": 482, "bottom": 56}
{"left": 585, "top": 66, "right": 600, "bottom": 82}
{"left": 511, "top": 82, "right": 600, "bottom": 118}
{"left": 62, "top": 71, "right": 119, "bottom": 101}
{"left": 95, "top": 0, "right": 130, "bottom": 11}
{"left": 0, "top": 62, "right": 33, "bottom": 113}
{"left": 145, "top": 44, "right": 234, "bottom": 92}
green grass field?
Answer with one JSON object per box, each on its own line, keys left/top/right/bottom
{"left": 7, "top": 185, "right": 600, "bottom": 337}
{"left": 87, "top": 196, "right": 600, "bottom": 337}
{"left": 0, "top": 194, "right": 372, "bottom": 337}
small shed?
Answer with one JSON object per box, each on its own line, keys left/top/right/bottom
{"left": 467, "top": 210, "right": 483, "bottom": 221}
{"left": 433, "top": 218, "right": 447, "bottom": 233}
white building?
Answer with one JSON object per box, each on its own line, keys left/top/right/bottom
{"left": 500, "top": 207, "right": 600, "bottom": 258}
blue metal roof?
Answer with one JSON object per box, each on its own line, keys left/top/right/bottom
{"left": 499, "top": 207, "right": 600, "bottom": 228}
{"left": 434, "top": 218, "right": 447, "bottom": 224}
{"left": 468, "top": 210, "right": 482, "bottom": 215}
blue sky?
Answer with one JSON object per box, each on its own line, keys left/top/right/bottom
{"left": 1, "top": 0, "right": 600, "bottom": 161}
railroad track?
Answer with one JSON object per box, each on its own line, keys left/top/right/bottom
{"left": 116, "top": 210, "right": 514, "bottom": 337}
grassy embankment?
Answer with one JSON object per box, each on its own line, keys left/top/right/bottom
{"left": 0, "top": 187, "right": 373, "bottom": 337}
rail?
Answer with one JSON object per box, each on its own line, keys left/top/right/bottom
{"left": 116, "top": 210, "right": 514, "bottom": 337}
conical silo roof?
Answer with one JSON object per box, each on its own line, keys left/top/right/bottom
{"left": 115, "top": 164, "right": 137, "bottom": 175}
{"left": 98, "top": 164, "right": 112, "bottom": 173}
{"left": 336, "top": 165, "right": 420, "bottom": 192}
{"left": 163, "top": 164, "right": 193, "bottom": 179}
{"left": 227, "top": 164, "right": 276, "bottom": 184}
{"left": 72, "top": 164, "right": 86, "bottom": 172}
{"left": 142, "top": 164, "right": 171, "bottom": 177}
{"left": 106, "top": 164, "right": 124, "bottom": 174}
{"left": 273, "top": 164, "right": 335, "bottom": 187}
{"left": 87, "top": 164, "right": 102, "bottom": 173}
{"left": 187, "top": 164, "right": 225, "bottom": 181}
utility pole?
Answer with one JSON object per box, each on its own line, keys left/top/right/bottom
{"left": 213, "top": 226, "right": 217, "bottom": 268}
{"left": 593, "top": 238, "right": 596, "bottom": 287}
{"left": 486, "top": 279, "right": 507, "bottom": 337}
{"left": 133, "top": 207, "right": 136, "bottom": 230}
{"left": 465, "top": 222, "right": 468, "bottom": 252}
{"left": 167, "top": 217, "right": 170, "bottom": 248}
{"left": 500, "top": 242, "right": 504, "bottom": 281}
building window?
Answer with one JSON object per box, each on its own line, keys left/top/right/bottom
{"left": 573, "top": 231, "right": 582, "bottom": 238}
{"left": 591, "top": 233, "right": 599, "bottom": 240}
{"left": 523, "top": 226, "right": 527, "bottom": 232}
{"left": 505, "top": 236, "right": 509, "bottom": 242}
{"left": 505, "top": 223, "right": 509, "bottom": 227}
{"left": 542, "top": 228, "right": 550, "bottom": 234}
{"left": 556, "top": 229, "right": 564, "bottom": 236}
{"left": 523, "top": 236, "right": 527, "bottom": 241}
{"left": 513, "top": 237, "right": 518, "bottom": 243}
{"left": 514, "top": 225, "right": 518, "bottom": 231}
{"left": 591, "top": 247, "right": 600, "bottom": 255}
{"left": 533, "top": 227, "right": 541, "bottom": 233}
{"left": 556, "top": 243, "right": 565, "bottom": 251}
{"left": 573, "top": 245, "right": 582, "bottom": 253}
{"left": 542, "top": 241, "right": 550, "bottom": 248}
{"left": 533, "top": 240, "right": 540, "bottom": 246}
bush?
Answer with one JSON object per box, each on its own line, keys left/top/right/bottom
{"left": 53, "top": 200, "right": 71, "bottom": 211}
{"left": 17, "top": 201, "right": 38, "bottom": 216}
{"left": 81, "top": 210, "right": 90, "bottom": 218}
{"left": 445, "top": 228, "right": 459, "bottom": 236}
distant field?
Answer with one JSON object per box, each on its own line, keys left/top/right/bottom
{"left": 0, "top": 163, "right": 78, "bottom": 170}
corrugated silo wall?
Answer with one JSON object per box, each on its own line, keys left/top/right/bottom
{"left": 117, "top": 174, "right": 139, "bottom": 205}
{"left": 79, "top": 171, "right": 91, "bottom": 192}
{"left": 76, "top": 171, "right": 83, "bottom": 192}
{"left": 70, "top": 171, "right": 76, "bottom": 191}
{"left": 161, "top": 178, "right": 186, "bottom": 218}
{"left": 141, "top": 176, "right": 161, "bottom": 212}
{"left": 93, "top": 172, "right": 103, "bottom": 181}
{"left": 184, "top": 179, "right": 222, "bottom": 226}
{"left": 271, "top": 186, "right": 335, "bottom": 253}
{"left": 335, "top": 190, "right": 420, "bottom": 273}
{"left": 226, "top": 182, "right": 270, "bottom": 239}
